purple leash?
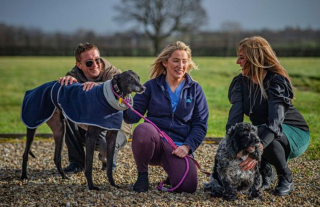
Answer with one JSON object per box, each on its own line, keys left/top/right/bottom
{"left": 111, "top": 86, "right": 189, "bottom": 192}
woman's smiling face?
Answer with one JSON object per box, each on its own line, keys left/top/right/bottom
{"left": 163, "top": 50, "right": 189, "bottom": 81}
{"left": 236, "top": 49, "right": 247, "bottom": 75}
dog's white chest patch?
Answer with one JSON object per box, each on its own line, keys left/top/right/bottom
{"left": 226, "top": 160, "right": 255, "bottom": 187}
{"left": 236, "top": 150, "right": 248, "bottom": 161}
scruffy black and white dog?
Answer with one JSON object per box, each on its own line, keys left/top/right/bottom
{"left": 204, "top": 122, "right": 263, "bottom": 200}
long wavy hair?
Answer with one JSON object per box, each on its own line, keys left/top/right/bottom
{"left": 149, "top": 41, "right": 198, "bottom": 79}
{"left": 239, "top": 36, "right": 293, "bottom": 98}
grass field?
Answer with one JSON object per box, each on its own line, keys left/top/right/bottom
{"left": 0, "top": 56, "right": 319, "bottom": 159}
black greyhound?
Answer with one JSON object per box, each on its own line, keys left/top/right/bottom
{"left": 21, "top": 70, "right": 145, "bottom": 190}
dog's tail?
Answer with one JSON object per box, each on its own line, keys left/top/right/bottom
{"left": 29, "top": 151, "right": 36, "bottom": 158}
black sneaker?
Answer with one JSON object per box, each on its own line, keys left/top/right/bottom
{"left": 63, "top": 162, "right": 83, "bottom": 174}
{"left": 133, "top": 172, "right": 149, "bottom": 192}
{"left": 274, "top": 174, "right": 294, "bottom": 196}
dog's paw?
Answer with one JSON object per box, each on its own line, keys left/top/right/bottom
{"left": 210, "top": 191, "right": 223, "bottom": 198}
{"left": 249, "top": 190, "right": 264, "bottom": 201}
{"left": 203, "top": 182, "right": 213, "bottom": 192}
{"left": 62, "top": 174, "right": 69, "bottom": 180}
{"left": 88, "top": 186, "right": 100, "bottom": 191}
{"left": 112, "top": 184, "right": 121, "bottom": 189}
{"left": 20, "top": 176, "right": 28, "bottom": 181}
{"left": 249, "top": 195, "right": 264, "bottom": 201}
{"left": 223, "top": 194, "right": 238, "bottom": 201}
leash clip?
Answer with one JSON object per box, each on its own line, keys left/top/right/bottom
{"left": 156, "top": 182, "right": 168, "bottom": 192}
{"left": 160, "top": 187, "right": 168, "bottom": 192}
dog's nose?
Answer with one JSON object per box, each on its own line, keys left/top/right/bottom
{"left": 131, "top": 85, "right": 145, "bottom": 94}
{"left": 137, "top": 85, "right": 146, "bottom": 93}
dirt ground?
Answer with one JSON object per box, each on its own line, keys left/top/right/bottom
{"left": 0, "top": 140, "right": 319, "bottom": 206}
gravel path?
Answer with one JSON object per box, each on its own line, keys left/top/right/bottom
{"left": 0, "top": 140, "right": 319, "bottom": 206}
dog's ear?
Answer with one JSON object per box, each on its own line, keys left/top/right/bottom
{"left": 112, "top": 73, "right": 122, "bottom": 94}
{"left": 251, "top": 124, "right": 258, "bottom": 135}
{"left": 225, "top": 124, "right": 239, "bottom": 158}
{"left": 113, "top": 73, "right": 120, "bottom": 81}
{"left": 226, "top": 124, "right": 237, "bottom": 137}
{"left": 231, "top": 132, "right": 239, "bottom": 155}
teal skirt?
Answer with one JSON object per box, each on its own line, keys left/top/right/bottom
{"left": 282, "top": 124, "right": 310, "bottom": 160}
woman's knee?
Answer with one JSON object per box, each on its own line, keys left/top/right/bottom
{"left": 178, "top": 178, "right": 198, "bottom": 193}
{"left": 132, "top": 123, "right": 159, "bottom": 143}
{"left": 133, "top": 123, "right": 158, "bottom": 137}
{"left": 257, "top": 125, "right": 268, "bottom": 136}
{"left": 171, "top": 159, "right": 198, "bottom": 193}
{"left": 262, "top": 139, "right": 283, "bottom": 160}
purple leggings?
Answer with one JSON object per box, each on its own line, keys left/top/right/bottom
{"left": 132, "top": 123, "right": 198, "bottom": 193}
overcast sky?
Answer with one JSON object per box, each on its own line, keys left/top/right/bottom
{"left": 1, "top": 0, "right": 319, "bottom": 34}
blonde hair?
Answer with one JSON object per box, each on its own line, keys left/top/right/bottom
{"left": 149, "top": 41, "right": 198, "bottom": 79}
{"left": 239, "top": 36, "right": 292, "bottom": 98}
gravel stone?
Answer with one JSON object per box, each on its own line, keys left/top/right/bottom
{"left": 0, "top": 140, "right": 319, "bottom": 206}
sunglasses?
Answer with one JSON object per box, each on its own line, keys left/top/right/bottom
{"left": 81, "top": 58, "right": 101, "bottom": 67}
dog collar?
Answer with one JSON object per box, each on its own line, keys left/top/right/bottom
{"left": 112, "top": 79, "right": 121, "bottom": 94}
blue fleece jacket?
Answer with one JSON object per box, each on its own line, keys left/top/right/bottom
{"left": 124, "top": 74, "right": 209, "bottom": 153}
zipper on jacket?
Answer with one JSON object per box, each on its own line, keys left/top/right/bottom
{"left": 172, "top": 113, "right": 174, "bottom": 123}
{"left": 161, "top": 83, "right": 174, "bottom": 123}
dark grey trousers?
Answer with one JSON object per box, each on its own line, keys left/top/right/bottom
{"left": 65, "top": 119, "right": 127, "bottom": 168}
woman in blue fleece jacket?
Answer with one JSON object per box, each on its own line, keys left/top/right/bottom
{"left": 124, "top": 41, "right": 209, "bottom": 193}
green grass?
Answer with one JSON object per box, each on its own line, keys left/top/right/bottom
{"left": 0, "top": 56, "right": 319, "bottom": 159}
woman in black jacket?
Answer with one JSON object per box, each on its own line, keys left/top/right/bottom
{"left": 227, "top": 36, "right": 310, "bottom": 196}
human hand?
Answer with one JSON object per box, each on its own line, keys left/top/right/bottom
{"left": 58, "top": 76, "right": 78, "bottom": 86}
{"left": 239, "top": 156, "right": 258, "bottom": 171}
{"left": 172, "top": 145, "right": 190, "bottom": 158}
{"left": 82, "top": 82, "right": 98, "bottom": 91}
{"left": 259, "top": 142, "right": 264, "bottom": 151}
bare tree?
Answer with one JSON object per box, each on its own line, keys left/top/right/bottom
{"left": 114, "top": 0, "right": 207, "bottom": 55}
{"left": 220, "top": 21, "right": 243, "bottom": 56}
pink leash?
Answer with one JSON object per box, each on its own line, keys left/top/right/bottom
{"left": 111, "top": 86, "right": 209, "bottom": 192}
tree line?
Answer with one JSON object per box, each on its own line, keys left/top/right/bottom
{"left": 0, "top": 23, "right": 319, "bottom": 57}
